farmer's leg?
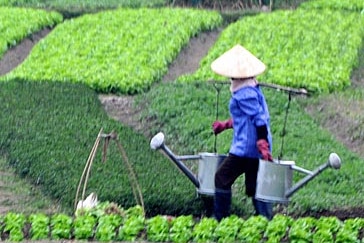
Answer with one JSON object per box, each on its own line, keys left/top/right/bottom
{"left": 252, "top": 198, "right": 273, "bottom": 220}
{"left": 214, "top": 154, "right": 245, "bottom": 221}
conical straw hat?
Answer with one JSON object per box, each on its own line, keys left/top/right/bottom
{"left": 211, "top": 44, "right": 266, "bottom": 78}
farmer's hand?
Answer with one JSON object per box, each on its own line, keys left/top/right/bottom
{"left": 212, "top": 118, "right": 233, "bottom": 135}
{"left": 257, "top": 139, "right": 273, "bottom": 161}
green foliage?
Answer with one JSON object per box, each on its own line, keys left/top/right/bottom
{"left": 95, "top": 214, "right": 123, "bottom": 241}
{"left": 117, "top": 215, "right": 145, "bottom": 241}
{"left": 0, "top": 7, "right": 63, "bottom": 58}
{"left": 264, "top": 214, "right": 293, "bottom": 242}
{"left": 299, "top": 0, "right": 364, "bottom": 12}
{"left": 0, "top": 79, "right": 210, "bottom": 216}
{"left": 138, "top": 81, "right": 224, "bottom": 154}
{"left": 312, "top": 216, "right": 342, "bottom": 242}
{"left": 75, "top": 203, "right": 143, "bottom": 241}
{"left": 2, "top": 8, "right": 223, "bottom": 94}
{"left": 0, "top": 0, "right": 166, "bottom": 9}
{"left": 237, "top": 215, "right": 268, "bottom": 242}
{"left": 28, "top": 213, "right": 50, "bottom": 240}
{"left": 192, "top": 217, "right": 219, "bottom": 243}
{"left": 2, "top": 208, "right": 364, "bottom": 242}
{"left": 146, "top": 215, "right": 171, "bottom": 242}
{"left": 335, "top": 218, "right": 364, "bottom": 243}
{"left": 178, "top": 9, "right": 364, "bottom": 94}
{"left": 169, "top": 215, "right": 195, "bottom": 243}
{"left": 214, "top": 214, "right": 244, "bottom": 243}
{"left": 0, "top": 0, "right": 37, "bottom": 6}
{"left": 3, "top": 212, "right": 26, "bottom": 241}
{"left": 73, "top": 215, "right": 97, "bottom": 240}
{"left": 2, "top": 2, "right": 361, "bottom": 95}
{"left": 124, "top": 204, "right": 145, "bottom": 218}
{"left": 315, "top": 216, "right": 342, "bottom": 234}
{"left": 288, "top": 216, "right": 316, "bottom": 242}
{"left": 50, "top": 213, "right": 72, "bottom": 240}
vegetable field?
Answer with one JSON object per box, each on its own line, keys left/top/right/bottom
{"left": 1, "top": 8, "right": 223, "bottom": 94}
{"left": 0, "top": 0, "right": 364, "bottom": 242}
{"left": 178, "top": 7, "right": 364, "bottom": 93}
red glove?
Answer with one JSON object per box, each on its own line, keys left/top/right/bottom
{"left": 212, "top": 118, "right": 233, "bottom": 135}
{"left": 257, "top": 139, "right": 273, "bottom": 161}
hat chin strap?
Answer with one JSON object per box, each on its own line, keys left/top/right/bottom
{"left": 230, "top": 77, "right": 257, "bottom": 92}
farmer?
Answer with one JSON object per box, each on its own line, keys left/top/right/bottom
{"left": 211, "top": 44, "right": 273, "bottom": 221}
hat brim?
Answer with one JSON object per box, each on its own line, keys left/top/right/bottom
{"left": 211, "top": 44, "right": 266, "bottom": 78}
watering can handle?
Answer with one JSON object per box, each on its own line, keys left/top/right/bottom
{"left": 213, "top": 82, "right": 223, "bottom": 153}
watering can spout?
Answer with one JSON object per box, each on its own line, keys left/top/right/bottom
{"left": 328, "top": 153, "right": 341, "bottom": 169}
{"left": 150, "top": 132, "right": 200, "bottom": 188}
{"left": 284, "top": 153, "right": 341, "bottom": 198}
{"left": 150, "top": 132, "right": 165, "bottom": 150}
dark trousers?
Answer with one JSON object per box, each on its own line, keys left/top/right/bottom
{"left": 214, "top": 153, "right": 273, "bottom": 221}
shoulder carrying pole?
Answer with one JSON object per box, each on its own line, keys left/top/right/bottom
{"left": 208, "top": 80, "right": 308, "bottom": 158}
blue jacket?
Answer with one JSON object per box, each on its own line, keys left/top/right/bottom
{"left": 229, "top": 85, "right": 272, "bottom": 158}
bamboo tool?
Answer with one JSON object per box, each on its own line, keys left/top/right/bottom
{"left": 209, "top": 80, "right": 308, "bottom": 95}
{"left": 208, "top": 80, "right": 308, "bottom": 159}
{"left": 74, "top": 128, "right": 103, "bottom": 211}
{"left": 74, "top": 128, "right": 144, "bottom": 215}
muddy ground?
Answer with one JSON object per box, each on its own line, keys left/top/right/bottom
{"left": 0, "top": 25, "right": 364, "bottom": 221}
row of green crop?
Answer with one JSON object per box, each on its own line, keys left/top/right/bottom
{"left": 0, "top": 0, "right": 166, "bottom": 9}
{"left": 300, "top": 0, "right": 364, "bottom": 12}
{"left": 2, "top": 2, "right": 362, "bottom": 94}
{"left": 1, "top": 7, "right": 223, "bottom": 94}
{"left": 0, "top": 7, "right": 63, "bottom": 58}
{"left": 0, "top": 79, "right": 219, "bottom": 217}
{"left": 2, "top": 202, "right": 364, "bottom": 242}
{"left": 177, "top": 7, "right": 364, "bottom": 93}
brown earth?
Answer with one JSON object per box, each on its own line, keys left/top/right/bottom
{"left": 1, "top": 25, "right": 364, "bottom": 222}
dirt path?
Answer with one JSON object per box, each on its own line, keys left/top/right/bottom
{"left": 304, "top": 53, "right": 364, "bottom": 158}
{"left": 0, "top": 159, "right": 63, "bottom": 215}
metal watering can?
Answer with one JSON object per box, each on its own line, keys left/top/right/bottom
{"left": 150, "top": 132, "right": 342, "bottom": 204}
{"left": 150, "top": 132, "right": 226, "bottom": 196}
{"left": 256, "top": 154, "right": 341, "bottom": 204}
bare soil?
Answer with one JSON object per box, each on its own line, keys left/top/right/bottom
{"left": 1, "top": 26, "right": 364, "bottom": 222}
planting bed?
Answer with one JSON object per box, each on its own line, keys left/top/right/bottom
{"left": 0, "top": 13, "right": 364, "bottom": 234}
{"left": 0, "top": 14, "right": 364, "bottom": 242}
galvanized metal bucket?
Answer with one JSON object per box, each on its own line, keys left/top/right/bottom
{"left": 255, "top": 159, "right": 295, "bottom": 203}
{"left": 197, "top": 153, "right": 226, "bottom": 195}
